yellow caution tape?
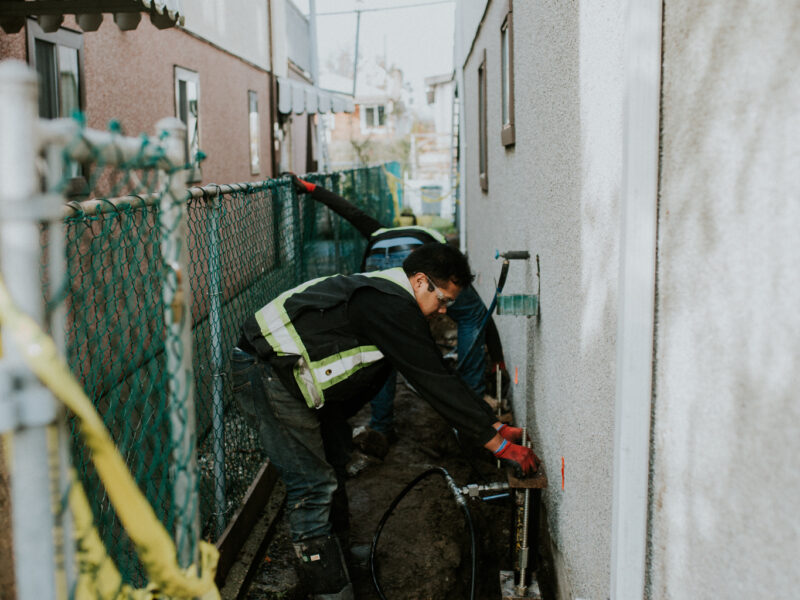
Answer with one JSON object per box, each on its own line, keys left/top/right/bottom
{"left": 0, "top": 276, "right": 219, "bottom": 600}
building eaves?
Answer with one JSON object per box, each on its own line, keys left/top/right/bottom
{"left": 0, "top": 0, "right": 184, "bottom": 34}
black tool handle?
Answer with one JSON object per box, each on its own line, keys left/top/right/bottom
{"left": 501, "top": 250, "right": 530, "bottom": 260}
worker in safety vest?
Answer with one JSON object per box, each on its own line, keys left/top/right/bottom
{"left": 290, "top": 175, "right": 509, "bottom": 458}
{"left": 233, "top": 243, "right": 538, "bottom": 600}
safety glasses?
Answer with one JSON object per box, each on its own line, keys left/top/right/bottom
{"left": 423, "top": 274, "right": 456, "bottom": 308}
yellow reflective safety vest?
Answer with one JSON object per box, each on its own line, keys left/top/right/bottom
{"left": 249, "top": 267, "right": 414, "bottom": 409}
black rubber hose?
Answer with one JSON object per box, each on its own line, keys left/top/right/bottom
{"left": 457, "top": 260, "right": 510, "bottom": 370}
{"left": 370, "top": 467, "right": 477, "bottom": 600}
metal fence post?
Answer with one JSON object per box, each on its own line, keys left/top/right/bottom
{"left": 156, "top": 117, "right": 199, "bottom": 568}
{"left": 44, "top": 140, "right": 76, "bottom": 598}
{"left": 0, "top": 59, "right": 61, "bottom": 600}
{"left": 208, "top": 190, "right": 226, "bottom": 538}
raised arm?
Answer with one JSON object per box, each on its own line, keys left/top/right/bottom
{"left": 291, "top": 175, "right": 384, "bottom": 239}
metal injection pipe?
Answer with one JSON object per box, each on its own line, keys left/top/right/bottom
{"left": 516, "top": 428, "right": 532, "bottom": 596}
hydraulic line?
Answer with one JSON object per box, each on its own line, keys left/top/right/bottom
{"left": 370, "top": 467, "right": 477, "bottom": 600}
{"left": 457, "top": 250, "right": 529, "bottom": 370}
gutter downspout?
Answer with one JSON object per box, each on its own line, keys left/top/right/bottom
{"left": 267, "top": 0, "right": 279, "bottom": 176}
{"left": 308, "top": 0, "right": 328, "bottom": 172}
{"left": 610, "top": 0, "right": 662, "bottom": 598}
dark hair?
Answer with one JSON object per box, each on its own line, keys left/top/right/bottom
{"left": 402, "top": 242, "right": 475, "bottom": 288}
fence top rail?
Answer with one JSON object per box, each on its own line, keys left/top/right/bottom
{"left": 185, "top": 178, "right": 288, "bottom": 201}
{"left": 37, "top": 116, "right": 185, "bottom": 170}
{"left": 62, "top": 178, "right": 290, "bottom": 217}
{"left": 60, "top": 165, "right": 385, "bottom": 217}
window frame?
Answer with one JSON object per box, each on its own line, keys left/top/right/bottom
{"left": 360, "top": 103, "right": 387, "bottom": 132}
{"left": 26, "top": 18, "right": 85, "bottom": 119}
{"left": 174, "top": 66, "right": 202, "bottom": 183}
{"left": 248, "top": 90, "right": 261, "bottom": 176}
{"left": 478, "top": 49, "right": 488, "bottom": 192}
{"left": 500, "top": 0, "right": 516, "bottom": 147}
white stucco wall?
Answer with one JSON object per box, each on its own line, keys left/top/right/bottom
{"left": 650, "top": 2, "right": 800, "bottom": 597}
{"left": 458, "top": 1, "right": 625, "bottom": 597}
{"left": 181, "top": 0, "right": 271, "bottom": 71}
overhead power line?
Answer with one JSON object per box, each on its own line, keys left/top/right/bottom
{"left": 316, "top": 0, "right": 454, "bottom": 17}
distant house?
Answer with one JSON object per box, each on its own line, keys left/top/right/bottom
{"left": 322, "top": 62, "right": 410, "bottom": 169}
{"left": 456, "top": 1, "right": 800, "bottom": 599}
{"left": 273, "top": 0, "right": 354, "bottom": 174}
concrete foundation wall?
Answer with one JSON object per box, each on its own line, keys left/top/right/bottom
{"left": 650, "top": 2, "right": 800, "bottom": 597}
{"left": 460, "top": 1, "right": 625, "bottom": 597}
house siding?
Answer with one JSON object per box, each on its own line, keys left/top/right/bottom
{"left": 460, "top": 1, "right": 625, "bottom": 598}
{"left": 1, "top": 12, "right": 273, "bottom": 185}
{"left": 459, "top": 0, "right": 800, "bottom": 598}
{"left": 83, "top": 18, "right": 272, "bottom": 184}
{"left": 650, "top": 1, "right": 800, "bottom": 597}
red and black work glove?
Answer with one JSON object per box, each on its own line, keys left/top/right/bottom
{"left": 494, "top": 423, "right": 523, "bottom": 444}
{"left": 285, "top": 172, "right": 316, "bottom": 194}
{"left": 494, "top": 440, "right": 540, "bottom": 477}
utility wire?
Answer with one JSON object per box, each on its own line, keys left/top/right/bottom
{"left": 317, "top": 0, "right": 454, "bottom": 17}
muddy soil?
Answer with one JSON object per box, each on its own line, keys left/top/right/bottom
{"left": 245, "top": 320, "right": 554, "bottom": 600}
{"left": 0, "top": 443, "right": 15, "bottom": 600}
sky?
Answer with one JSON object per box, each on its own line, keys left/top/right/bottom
{"left": 290, "top": 0, "right": 456, "bottom": 111}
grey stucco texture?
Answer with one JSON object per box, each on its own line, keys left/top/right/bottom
{"left": 650, "top": 1, "right": 800, "bottom": 598}
{"left": 460, "top": 1, "right": 625, "bottom": 598}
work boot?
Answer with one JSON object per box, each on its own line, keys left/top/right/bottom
{"left": 352, "top": 426, "right": 394, "bottom": 459}
{"left": 293, "top": 534, "right": 354, "bottom": 600}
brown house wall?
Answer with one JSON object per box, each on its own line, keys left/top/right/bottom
{"left": 1, "top": 16, "right": 273, "bottom": 185}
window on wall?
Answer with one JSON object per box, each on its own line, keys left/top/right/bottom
{"left": 478, "top": 50, "right": 488, "bottom": 192}
{"left": 361, "top": 104, "right": 386, "bottom": 130}
{"left": 174, "top": 67, "right": 202, "bottom": 183}
{"left": 500, "top": 0, "right": 516, "bottom": 146}
{"left": 248, "top": 90, "right": 260, "bottom": 175}
{"left": 27, "top": 19, "right": 83, "bottom": 120}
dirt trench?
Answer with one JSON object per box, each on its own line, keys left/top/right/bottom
{"left": 244, "top": 333, "right": 555, "bottom": 599}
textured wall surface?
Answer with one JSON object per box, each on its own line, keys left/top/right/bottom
{"left": 81, "top": 16, "right": 272, "bottom": 185}
{"left": 651, "top": 2, "right": 800, "bottom": 597}
{"left": 460, "top": 1, "right": 625, "bottom": 597}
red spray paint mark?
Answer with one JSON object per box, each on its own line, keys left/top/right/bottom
{"left": 514, "top": 366, "right": 519, "bottom": 385}
{"left": 561, "top": 456, "right": 565, "bottom": 490}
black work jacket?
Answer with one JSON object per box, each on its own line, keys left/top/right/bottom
{"left": 240, "top": 268, "right": 498, "bottom": 445}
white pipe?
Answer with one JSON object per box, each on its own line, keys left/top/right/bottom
{"left": 610, "top": 0, "right": 663, "bottom": 598}
{"left": 0, "top": 59, "right": 59, "bottom": 600}
{"left": 37, "top": 118, "right": 183, "bottom": 169}
{"left": 157, "top": 117, "right": 199, "bottom": 568}
{"left": 45, "top": 139, "right": 76, "bottom": 599}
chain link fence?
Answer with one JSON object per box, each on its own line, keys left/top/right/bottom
{"left": 48, "top": 141, "right": 394, "bottom": 586}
